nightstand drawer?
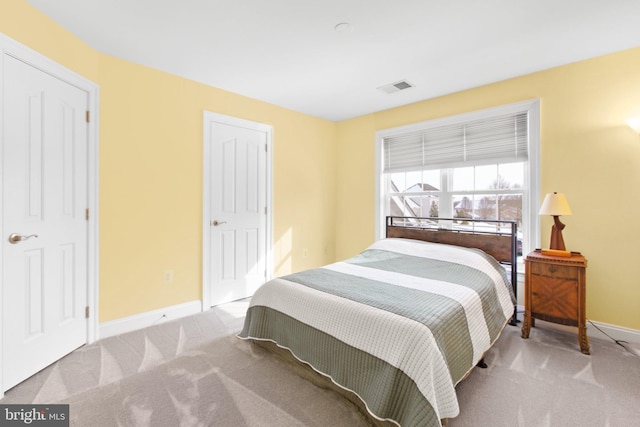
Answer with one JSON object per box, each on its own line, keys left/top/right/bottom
{"left": 530, "top": 275, "right": 578, "bottom": 323}
{"left": 529, "top": 261, "right": 579, "bottom": 280}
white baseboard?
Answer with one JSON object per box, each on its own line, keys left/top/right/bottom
{"left": 99, "top": 301, "right": 640, "bottom": 345}
{"left": 584, "top": 320, "right": 640, "bottom": 345}
{"left": 99, "top": 300, "right": 203, "bottom": 339}
{"left": 516, "top": 305, "right": 640, "bottom": 345}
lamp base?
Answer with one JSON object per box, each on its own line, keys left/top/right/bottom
{"left": 549, "top": 216, "right": 567, "bottom": 251}
{"left": 541, "top": 249, "right": 571, "bottom": 257}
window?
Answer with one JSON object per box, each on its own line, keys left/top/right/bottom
{"left": 375, "top": 100, "right": 540, "bottom": 261}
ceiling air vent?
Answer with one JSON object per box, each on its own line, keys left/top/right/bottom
{"left": 377, "top": 80, "right": 414, "bottom": 94}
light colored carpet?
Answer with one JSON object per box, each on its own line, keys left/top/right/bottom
{"left": 451, "top": 321, "right": 640, "bottom": 426}
{"left": 2, "top": 299, "right": 639, "bottom": 426}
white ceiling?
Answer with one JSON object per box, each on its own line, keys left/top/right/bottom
{"left": 27, "top": 0, "right": 640, "bottom": 122}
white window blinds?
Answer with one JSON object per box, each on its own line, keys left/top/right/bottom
{"left": 383, "top": 111, "right": 528, "bottom": 172}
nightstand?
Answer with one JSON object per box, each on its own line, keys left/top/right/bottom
{"left": 521, "top": 249, "right": 589, "bottom": 354}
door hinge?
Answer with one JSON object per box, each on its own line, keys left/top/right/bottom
{"left": 85, "top": 208, "right": 89, "bottom": 221}
{"left": 85, "top": 306, "right": 90, "bottom": 318}
{"left": 86, "top": 110, "right": 90, "bottom": 123}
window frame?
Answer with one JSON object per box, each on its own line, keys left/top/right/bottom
{"left": 374, "top": 99, "right": 541, "bottom": 262}
{"left": 387, "top": 165, "right": 525, "bottom": 220}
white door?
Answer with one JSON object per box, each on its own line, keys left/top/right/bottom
{"left": 203, "top": 113, "right": 269, "bottom": 307}
{"left": 2, "top": 55, "right": 89, "bottom": 390}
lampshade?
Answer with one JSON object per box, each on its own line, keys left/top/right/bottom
{"left": 539, "top": 192, "right": 572, "bottom": 216}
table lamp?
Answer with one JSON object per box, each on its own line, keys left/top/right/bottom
{"left": 539, "top": 192, "right": 572, "bottom": 253}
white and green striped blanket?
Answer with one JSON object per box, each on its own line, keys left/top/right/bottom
{"left": 238, "top": 238, "right": 515, "bottom": 427}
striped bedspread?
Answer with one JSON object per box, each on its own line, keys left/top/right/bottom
{"left": 238, "top": 238, "right": 515, "bottom": 427}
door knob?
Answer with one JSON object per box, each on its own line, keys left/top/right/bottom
{"left": 8, "top": 233, "right": 39, "bottom": 244}
{"left": 211, "top": 220, "right": 227, "bottom": 226}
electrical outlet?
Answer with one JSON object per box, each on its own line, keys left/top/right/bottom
{"left": 163, "top": 270, "right": 174, "bottom": 285}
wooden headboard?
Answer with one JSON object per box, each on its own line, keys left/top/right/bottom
{"left": 386, "top": 216, "right": 518, "bottom": 320}
{"left": 386, "top": 216, "right": 516, "bottom": 264}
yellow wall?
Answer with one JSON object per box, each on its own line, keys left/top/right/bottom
{"left": 336, "top": 47, "right": 640, "bottom": 330}
{"left": 2, "top": 0, "right": 337, "bottom": 322}
{"left": 3, "top": 0, "right": 639, "bottom": 331}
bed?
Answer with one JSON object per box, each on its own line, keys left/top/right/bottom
{"left": 238, "top": 216, "right": 518, "bottom": 427}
